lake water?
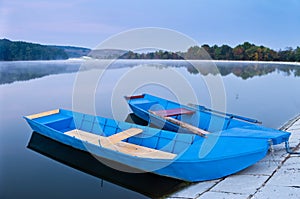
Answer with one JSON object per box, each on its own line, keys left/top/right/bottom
{"left": 0, "top": 60, "right": 299, "bottom": 198}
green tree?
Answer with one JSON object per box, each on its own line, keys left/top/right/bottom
{"left": 295, "top": 47, "right": 300, "bottom": 61}
{"left": 0, "top": 39, "right": 68, "bottom": 61}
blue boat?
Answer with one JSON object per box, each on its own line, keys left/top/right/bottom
{"left": 24, "top": 109, "right": 270, "bottom": 182}
{"left": 125, "top": 93, "right": 290, "bottom": 145}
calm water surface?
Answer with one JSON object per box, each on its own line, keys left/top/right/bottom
{"left": 0, "top": 60, "right": 299, "bottom": 198}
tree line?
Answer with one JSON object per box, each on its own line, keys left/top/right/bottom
{"left": 119, "top": 42, "right": 300, "bottom": 62}
{"left": 1, "top": 39, "right": 299, "bottom": 62}
{"left": 0, "top": 39, "right": 68, "bottom": 61}
{"left": 193, "top": 42, "right": 300, "bottom": 61}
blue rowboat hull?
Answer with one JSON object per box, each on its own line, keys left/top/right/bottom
{"left": 126, "top": 94, "right": 290, "bottom": 145}
{"left": 24, "top": 109, "right": 269, "bottom": 182}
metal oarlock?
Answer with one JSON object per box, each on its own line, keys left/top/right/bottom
{"left": 285, "top": 141, "right": 300, "bottom": 155}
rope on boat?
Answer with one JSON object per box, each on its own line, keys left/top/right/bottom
{"left": 268, "top": 140, "right": 280, "bottom": 166}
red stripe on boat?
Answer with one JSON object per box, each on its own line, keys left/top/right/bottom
{"left": 125, "top": 94, "right": 145, "bottom": 100}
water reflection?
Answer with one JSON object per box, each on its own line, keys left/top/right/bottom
{"left": 0, "top": 60, "right": 299, "bottom": 85}
{"left": 27, "top": 132, "right": 187, "bottom": 198}
{"left": 0, "top": 60, "right": 81, "bottom": 84}
{"left": 187, "top": 61, "right": 300, "bottom": 79}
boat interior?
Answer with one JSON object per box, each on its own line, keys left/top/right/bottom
{"left": 26, "top": 109, "right": 203, "bottom": 159}
{"left": 127, "top": 94, "right": 251, "bottom": 132}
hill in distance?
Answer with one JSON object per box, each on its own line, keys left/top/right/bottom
{"left": 0, "top": 39, "right": 130, "bottom": 61}
{"left": 49, "top": 45, "right": 91, "bottom": 58}
{"left": 0, "top": 39, "right": 92, "bottom": 61}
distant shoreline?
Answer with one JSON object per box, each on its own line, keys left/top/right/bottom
{"left": 1, "top": 58, "right": 299, "bottom": 66}
{"left": 1, "top": 39, "right": 299, "bottom": 63}
{"left": 72, "top": 57, "right": 300, "bottom": 65}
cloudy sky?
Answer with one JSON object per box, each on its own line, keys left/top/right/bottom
{"left": 1, "top": 0, "right": 299, "bottom": 49}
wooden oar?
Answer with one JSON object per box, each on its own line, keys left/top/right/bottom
{"left": 149, "top": 110, "right": 209, "bottom": 137}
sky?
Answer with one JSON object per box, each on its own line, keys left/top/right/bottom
{"left": 1, "top": 0, "right": 299, "bottom": 50}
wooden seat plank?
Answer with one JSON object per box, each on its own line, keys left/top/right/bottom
{"left": 65, "top": 129, "right": 109, "bottom": 146}
{"left": 65, "top": 129, "right": 176, "bottom": 159}
{"left": 26, "top": 109, "right": 59, "bottom": 119}
{"left": 108, "top": 128, "right": 143, "bottom": 144}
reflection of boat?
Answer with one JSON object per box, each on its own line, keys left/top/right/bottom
{"left": 125, "top": 94, "right": 290, "bottom": 145}
{"left": 24, "top": 109, "right": 269, "bottom": 182}
{"left": 27, "top": 132, "right": 185, "bottom": 198}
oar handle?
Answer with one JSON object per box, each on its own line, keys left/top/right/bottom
{"left": 188, "top": 104, "right": 262, "bottom": 124}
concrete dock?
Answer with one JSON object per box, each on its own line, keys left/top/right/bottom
{"left": 167, "top": 115, "right": 300, "bottom": 199}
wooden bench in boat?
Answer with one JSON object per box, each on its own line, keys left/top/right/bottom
{"left": 27, "top": 109, "right": 60, "bottom": 119}
{"left": 150, "top": 108, "right": 195, "bottom": 117}
{"left": 107, "top": 128, "right": 143, "bottom": 144}
{"left": 65, "top": 128, "right": 176, "bottom": 159}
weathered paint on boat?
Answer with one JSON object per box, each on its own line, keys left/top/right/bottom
{"left": 24, "top": 109, "right": 269, "bottom": 182}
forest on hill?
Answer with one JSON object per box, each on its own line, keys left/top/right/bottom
{"left": 0, "top": 39, "right": 68, "bottom": 61}
{"left": 119, "top": 42, "right": 300, "bottom": 62}
{"left": 0, "top": 39, "right": 90, "bottom": 61}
